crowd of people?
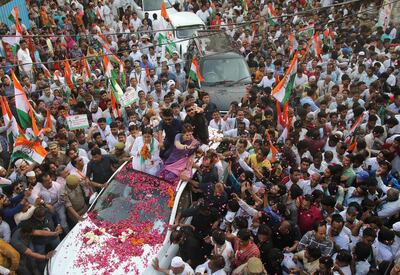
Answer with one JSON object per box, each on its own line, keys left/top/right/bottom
{"left": 0, "top": 0, "right": 400, "bottom": 274}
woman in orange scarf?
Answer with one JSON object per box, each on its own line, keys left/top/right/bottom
{"left": 131, "top": 127, "right": 161, "bottom": 176}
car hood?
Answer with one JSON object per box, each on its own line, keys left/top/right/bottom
{"left": 46, "top": 217, "right": 161, "bottom": 275}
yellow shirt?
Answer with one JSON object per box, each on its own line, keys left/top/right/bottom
{"left": 0, "top": 239, "right": 20, "bottom": 273}
{"left": 248, "top": 154, "right": 272, "bottom": 171}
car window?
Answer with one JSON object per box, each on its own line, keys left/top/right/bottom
{"left": 143, "top": 0, "right": 172, "bottom": 11}
{"left": 201, "top": 57, "right": 251, "bottom": 84}
{"left": 90, "top": 164, "right": 173, "bottom": 234}
{"left": 176, "top": 25, "right": 204, "bottom": 39}
{"left": 134, "top": 0, "right": 143, "bottom": 8}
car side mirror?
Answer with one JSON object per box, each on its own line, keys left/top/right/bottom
{"left": 89, "top": 192, "right": 98, "bottom": 205}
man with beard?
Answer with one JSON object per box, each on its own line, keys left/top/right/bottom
{"left": 157, "top": 108, "right": 182, "bottom": 159}
{"left": 184, "top": 103, "right": 209, "bottom": 145}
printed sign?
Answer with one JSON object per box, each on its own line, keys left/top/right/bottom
{"left": 119, "top": 89, "right": 138, "bottom": 107}
{"left": 66, "top": 115, "right": 90, "bottom": 130}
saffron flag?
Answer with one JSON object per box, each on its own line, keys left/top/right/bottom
{"left": 188, "top": 56, "right": 203, "bottom": 87}
{"left": 266, "top": 132, "right": 278, "bottom": 162}
{"left": 64, "top": 60, "right": 75, "bottom": 90}
{"left": 45, "top": 110, "right": 53, "bottom": 130}
{"left": 11, "top": 136, "right": 47, "bottom": 164}
{"left": 272, "top": 53, "right": 298, "bottom": 103}
{"left": 161, "top": 0, "right": 169, "bottom": 21}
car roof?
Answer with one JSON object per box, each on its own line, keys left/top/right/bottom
{"left": 169, "top": 12, "right": 205, "bottom": 28}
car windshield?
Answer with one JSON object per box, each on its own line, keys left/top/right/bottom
{"left": 201, "top": 57, "right": 251, "bottom": 85}
{"left": 143, "top": 0, "right": 172, "bottom": 11}
{"left": 176, "top": 25, "right": 204, "bottom": 39}
{"left": 90, "top": 164, "right": 173, "bottom": 235}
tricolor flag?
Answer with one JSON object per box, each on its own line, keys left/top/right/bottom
{"left": 0, "top": 96, "right": 20, "bottom": 150}
{"left": 64, "top": 60, "right": 75, "bottom": 90}
{"left": 278, "top": 117, "right": 292, "bottom": 144}
{"left": 345, "top": 113, "right": 365, "bottom": 144}
{"left": 298, "top": 23, "right": 315, "bottom": 39}
{"left": 267, "top": 3, "right": 278, "bottom": 26}
{"left": 266, "top": 131, "right": 278, "bottom": 162}
{"left": 272, "top": 53, "right": 298, "bottom": 103}
{"left": 103, "top": 45, "right": 125, "bottom": 85}
{"left": 12, "top": 70, "right": 39, "bottom": 136}
{"left": 109, "top": 72, "right": 124, "bottom": 102}
{"left": 82, "top": 58, "right": 91, "bottom": 82}
{"left": 103, "top": 51, "right": 124, "bottom": 102}
{"left": 276, "top": 100, "right": 289, "bottom": 129}
{"left": 323, "top": 28, "right": 334, "bottom": 47}
{"left": 110, "top": 91, "right": 120, "bottom": 118}
{"left": 95, "top": 32, "right": 111, "bottom": 49}
{"left": 188, "top": 56, "right": 203, "bottom": 87}
{"left": 2, "top": 7, "right": 23, "bottom": 55}
{"left": 7, "top": 6, "right": 18, "bottom": 23}
{"left": 103, "top": 54, "right": 113, "bottom": 78}
{"left": 11, "top": 136, "right": 48, "bottom": 164}
{"left": 311, "top": 32, "right": 322, "bottom": 61}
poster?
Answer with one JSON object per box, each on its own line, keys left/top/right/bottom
{"left": 66, "top": 114, "right": 90, "bottom": 130}
{"left": 119, "top": 89, "right": 138, "bottom": 107}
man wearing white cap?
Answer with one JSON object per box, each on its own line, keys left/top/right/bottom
{"left": 167, "top": 80, "right": 182, "bottom": 100}
{"left": 392, "top": 222, "right": 400, "bottom": 253}
{"left": 152, "top": 256, "right": 194, "bottom": 275}
{"left": 26, "top": 171, "right": 37, "bottom": 188}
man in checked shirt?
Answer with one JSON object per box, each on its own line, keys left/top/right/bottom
{"left": 297, "top": 220, "right": 334, "bottom": 257}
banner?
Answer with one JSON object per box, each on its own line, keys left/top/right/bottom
{"left": 66, "top": 115, "right": 90, "bottom": 130}
{"left": 119, "top": 89, "right": 138, "bottom": 107}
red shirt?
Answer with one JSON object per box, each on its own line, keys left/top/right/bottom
{"left": 233, "top": 239, "right": 260, "bottom": 268}
{"left": 298, "top": 205, "right": 322, "bottom": 235}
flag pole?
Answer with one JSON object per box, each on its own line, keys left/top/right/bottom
{"left": 186, "top": 75, "right": 191, "bottom": 92}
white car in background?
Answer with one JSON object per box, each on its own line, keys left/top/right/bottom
{"left": 168, "top": 12, "right": 206, "bottom": 56}
{"left": 130, "top": 0, "right": 178, "bottom": 20}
